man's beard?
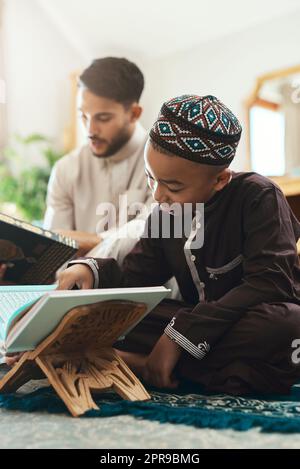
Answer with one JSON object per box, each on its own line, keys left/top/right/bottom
{"left": 89, "top": 124, "right": 132, "bottom": 158}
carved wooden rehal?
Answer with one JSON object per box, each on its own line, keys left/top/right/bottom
{"left": 0, "top": 300, "right": 151, "bottom": 417}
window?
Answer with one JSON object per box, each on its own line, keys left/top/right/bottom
{"left": 250, "top": 105, "right": 285, "bottom": 177}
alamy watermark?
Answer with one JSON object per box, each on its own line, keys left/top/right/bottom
{"left": 95, "top": 195, "right": 205, "bottom": 249}
{"left": 291, "top": 338, "right": 300, "bottom": 364}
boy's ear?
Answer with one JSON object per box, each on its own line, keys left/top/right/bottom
{"left": 215, "top": 169, "right": 232, "bottom": 191}
{"left": 129, "top": 103, "right": 143, "bottom": 122}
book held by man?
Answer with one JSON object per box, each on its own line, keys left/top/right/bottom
{"left": 0, "top": 285, "right": 170, "bottom": 361}
{"left": 0, "top": 212, "right": 78, "bottom": 285}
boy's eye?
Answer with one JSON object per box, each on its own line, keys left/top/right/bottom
{"left": 146, "top": 174, "right": 182, "bottom": 193}
{"left": 167, "top": 187, "right": 182, "bottom": 193}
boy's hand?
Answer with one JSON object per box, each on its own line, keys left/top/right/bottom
{"left": 143, "top": 334, "right": 182, "bottom": 389}
{"left": 57, "top": 264, "right": 94, "bottom": 290}
{"left": 5, "top": 353, "right": 24, "bottom": 367}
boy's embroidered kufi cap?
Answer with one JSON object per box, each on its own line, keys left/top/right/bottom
{"left": 150, "top": 94, "right": 242, "bottom": 165}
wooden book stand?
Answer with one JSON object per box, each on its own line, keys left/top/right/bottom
{"left": 0, "top": 300, "right": 151, "bottom": 417}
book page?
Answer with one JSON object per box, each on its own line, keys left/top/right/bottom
{"left": 0, "top": 285, "right": 57, "bottom": 341}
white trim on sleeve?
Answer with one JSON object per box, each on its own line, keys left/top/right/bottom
{"left": 164, "top": 323, "right": 210, "bottom": 360}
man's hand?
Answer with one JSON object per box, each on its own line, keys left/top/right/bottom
{"left": 0, "top": 264, "right": 7, "bottom": 284}
{"left": 0, "top": 264, "right": 14, "bottom": 285}
{"left": 57, "top": 264, "right": 94, "bottom": 290}
{"left": 143, "top": 334, "right": 182, "bottom": 389}
{"left": 55, "top": 230, "right": 101, "bottom": 257}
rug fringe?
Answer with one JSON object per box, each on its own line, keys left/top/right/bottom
{"left": 1, "top": 387, "right": 300, "bottom": 433}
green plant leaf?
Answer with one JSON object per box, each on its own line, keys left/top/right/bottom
{"left": 0, "top": 133, "right": 64, "bottom": 221}
{"left": 15, "top": 133, "right": 49, "bottom": 145}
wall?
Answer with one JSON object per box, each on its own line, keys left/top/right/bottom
{"left": 2, "top": 2, "right": 300, "bottom": 172}
{"left": 142, "top": 9, "right": 300, "bottom": 171}
{"left": 2, "top": 0, "right": 83, "bottom": 153}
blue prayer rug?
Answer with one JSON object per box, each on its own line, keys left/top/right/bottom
{"left": 1, "top": 380, "right": 300, "bottom": 433}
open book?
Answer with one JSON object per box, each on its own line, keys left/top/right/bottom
{"left": 0, "top": 285, "right": 170, "bottom": 361}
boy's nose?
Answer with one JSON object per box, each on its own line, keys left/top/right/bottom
{"left": 152, "top": 184, "right": 168, "bottom": 205}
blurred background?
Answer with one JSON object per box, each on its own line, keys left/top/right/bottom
{"left": 1, "top": 0, "right": 300, "bottom": 221}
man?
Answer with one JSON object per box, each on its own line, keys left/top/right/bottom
{"left": 44, "top": 57, "right": 152, "bottom": 257}
{"left": 36, "top": 95, "right": 300, "bottom": 395}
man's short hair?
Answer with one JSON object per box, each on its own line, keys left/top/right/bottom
{"left": 79, "top": 57, "right": 144, "bottom": 106}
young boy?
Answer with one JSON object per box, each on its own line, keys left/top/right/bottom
{"left": 57, "top": 94, "right": 300, "bottom": 395}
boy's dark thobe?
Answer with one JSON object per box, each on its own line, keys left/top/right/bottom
{"left": 78, "top": 172, "right": 300, "bottom": 395}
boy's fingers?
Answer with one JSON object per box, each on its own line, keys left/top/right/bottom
{"left": 57, "top": 277, "right": 75, "bottom": 290}
{"left": 56, "top": 272, "right": 75, "bottom": 290}
{"left": 5, "top": 353, "right": 23, "bottom": 367}
{"left": 143, "top": 366, "right": 179, "bottom": 389}
{"left": 82, "top": 279, "right": 93, "bottom": 289}
{"left": 166, "top": 378, "right": 179, "bottom": 389}
{"left": 56, "top": 265, "right": 93, "bottom": 290}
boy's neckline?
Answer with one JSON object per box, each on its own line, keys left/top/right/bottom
{"left": 204, "top": 171, "right": 235, "bottom": 212}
